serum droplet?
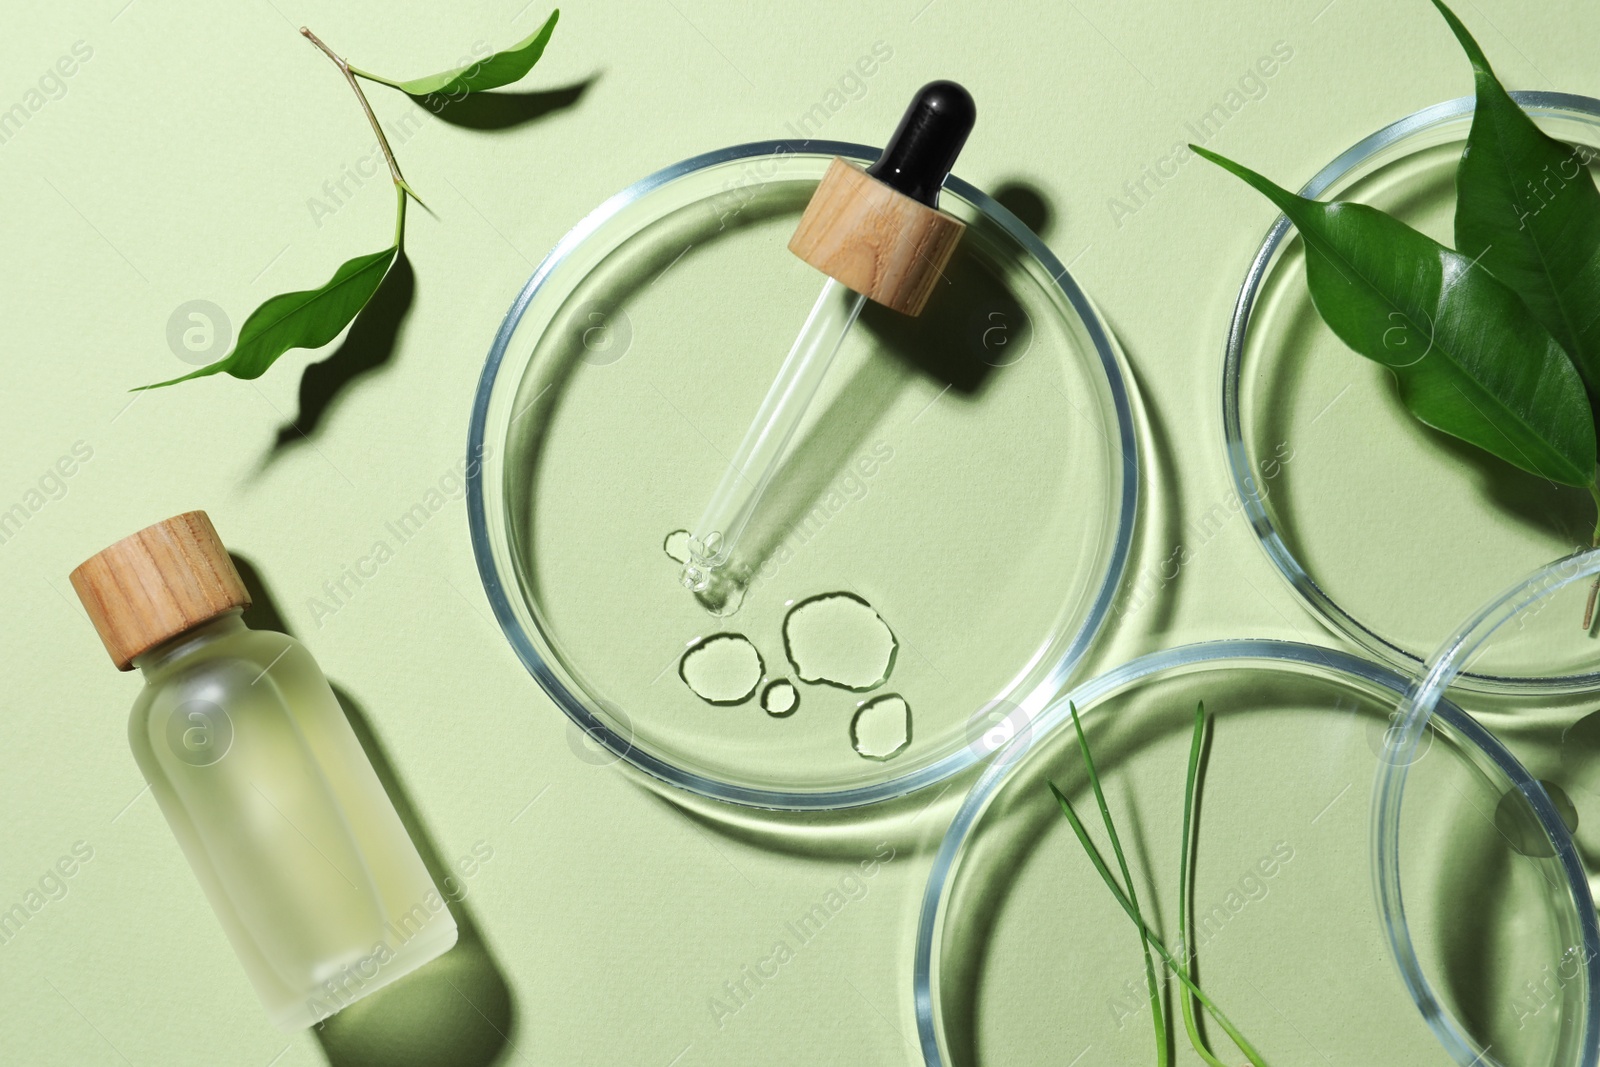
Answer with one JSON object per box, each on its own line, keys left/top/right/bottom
{"left": 852, "top": 694, "right": 911, "bottom": 760}
{"left": 663, "top": 529, "right": 692, "bottom": 563}
{"left": 679, "top": 634, "right": 763, "bottom": 705}
{"left": 783, "top": 592, "right": 897, "bottom": 691}
{"left": 761, "top": 679, "right": 799, "bottom": 717}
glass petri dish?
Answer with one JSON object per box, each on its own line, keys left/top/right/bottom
{"left": 1222, "top": 92, "right": 1600, "bottom": 691}
{"left": 1379, "top": 552, "right": 1600, "bottom": 1067}
{"left": 914, "top": 641, "right": 1599, "bottom": 1067}
{"left": 467, "top": 141, "right": 1137, "bottom": 809}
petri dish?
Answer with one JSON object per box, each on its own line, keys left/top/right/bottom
{"left": 1380, "top": 552, "right": 1600, "bottom": 1067}
{"left": 915, "top": 640, "right": 1599, "bottom": 1066}
{"left": 1222, "top": 92, "right": 1600, "bottom": 691}
{"left": 467, "top": 141, "right": 1137, "bottom": 809}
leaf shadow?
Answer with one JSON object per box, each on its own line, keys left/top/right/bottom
{"left": 1387, "top": 388, "right": 1595, "bottom": 546}
{"left": 260, "top": 249, "right": 416, "bottom": 470}
{"left": 417, "top": 75, "right": 597, "bottom": 131}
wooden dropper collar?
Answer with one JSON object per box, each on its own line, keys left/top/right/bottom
{"left": 788, "top": 80, "right": 976, "bottom": 317}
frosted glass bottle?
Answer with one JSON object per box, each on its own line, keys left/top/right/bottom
{"left": 71, "top": 511, "right": 456, "bottom": 1031}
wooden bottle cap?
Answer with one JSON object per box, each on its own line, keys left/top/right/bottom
{"left": 70, "top": 511, "right": 251, "bottom": 670}
{"left": 788, "top": 157, "right": 966, "bottom": 317}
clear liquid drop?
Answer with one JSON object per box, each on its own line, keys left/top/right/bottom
{"left": 782, "top": 592, "right": 897, "bottom": 691}
{"left": 663, "top": 529, "right": 691, "bottom": 563}
{"left": 851, "top": 694, "right": 911, "bottom": 761}
{"left": 679, "top": 634, "right": 763, "bottom": 705}
{"left": 761, "top": 679, "right": 799, "bottom": 717}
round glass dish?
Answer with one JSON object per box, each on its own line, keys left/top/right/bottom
{"left": 1222, "top": 92, "right": 1600, "bottom": 691}
{"left": 1380, "top": 552, "right": 1600, "bottom": 1067}
{"left": 467, "top": 141, "right": 1137, "bottom": 809}
{"left": 914, "top": 640, "right": 1599, "bottom": 1067}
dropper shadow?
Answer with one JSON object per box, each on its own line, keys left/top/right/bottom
{"left": 419, "top": 76, "right": 597, "bottom": 131}
{"left": 258, "top": 250, "right": 417, "bottom": 473}
{"left": 230, "top": 555, "right": 516, "bottom": 1067}
{"left": 856, "top": 215, "right": 1021, "bottom": 397}
{"left": 991, "top": 179, "right": 1055, "bottom": 240}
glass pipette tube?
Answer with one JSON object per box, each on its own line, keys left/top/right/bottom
{"left": 681, "top": 277, "right": 867, "bottom": 592}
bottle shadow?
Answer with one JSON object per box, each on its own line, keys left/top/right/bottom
{"left": 231, "top": 555, "right": 517, "bottom": 1067}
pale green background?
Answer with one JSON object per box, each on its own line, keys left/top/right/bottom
{"left": 4, "top": 0, "right": 1598, "bottom": 1064}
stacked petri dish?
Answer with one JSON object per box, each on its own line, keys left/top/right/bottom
{"left": 469, "top": 108, "right": 1600, "bottom": 1067}
{"left": 914, "top": 642, "right": 1599, "bottom": 1066}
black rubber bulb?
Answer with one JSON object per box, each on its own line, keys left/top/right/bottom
{"left": 865, "top": 80, "right": 976, "bottom": 208}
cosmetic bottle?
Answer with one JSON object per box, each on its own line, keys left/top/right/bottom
{"left": 71, "top": 511, "right": 457, "bottom": 1030}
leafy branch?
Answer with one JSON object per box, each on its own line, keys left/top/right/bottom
{"left": 1197, "top": 0, "right": 1600, "bottom": 628}
{"left": 138, "top": 11, "right": 561, "bottom": 391}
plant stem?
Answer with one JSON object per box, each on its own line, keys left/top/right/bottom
{"left": 1580, "top": 486, "right": 1593, "bottom": 630}
{"left": 1179, "top": 704, "right": 1230, "bottom": 1067}
{"left": 300, "top": 27, "right": 420, "bottom": 211}
{"left": 392, "top": 182, "right": 407, "bottom": 248}
{"left": 1069, "top": 704, "right": 1169, "bottom": 1067}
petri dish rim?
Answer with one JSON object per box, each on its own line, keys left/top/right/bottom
{"left": 1377, "top": 551, "right": 1600, "bottom": 1067}
{"left": 1220, "top": 91, "right": 1600, "bottom": 695}
{"left": 465, "top": 139, "right": 1140, "bottom": 810}
{"left": 912, "top": 638, "right": 1600, "bottom": 1067}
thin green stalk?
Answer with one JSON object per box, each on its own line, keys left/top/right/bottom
{"left": 1178, "top": 703, "right": 1229, "bottom": 1067}
{"left": 1068, "top": 703, "right": 1168, "bottom": 1066}
{"left": 1047, "top": 781, "right": 1269, "bottom": 1066}
{"left": 392, "top": 182, "right": 407, "bottom": 249}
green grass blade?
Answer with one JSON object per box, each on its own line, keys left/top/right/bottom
{"left": 1068, "top": 703, "right": 1168, "bottom": 1066}
{"left": 1047, "top": 781, "right": 1269, "bottom": 1064}
{"left": 1049, "top": 716, "right": 1272, "bottom": 1066}
{"left": 1179, "top": 703, "right": 1229, "bottom": 1067}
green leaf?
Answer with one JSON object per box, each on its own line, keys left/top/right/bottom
{"left": 1433, "top": 0, "right": 1600, "bottom": 402}
{"left": 138, "top": 247, "right": 397, "bottom": 390}
{"left": 391, "top": 10, "right": 559, "bottom": 97}
{"left": 1195, "top": 144, "right": 1597, "bottom": 488}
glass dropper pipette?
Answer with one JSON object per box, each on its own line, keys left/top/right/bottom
{"left": 681, "top": 81, "right": 977, "bottom": 601}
